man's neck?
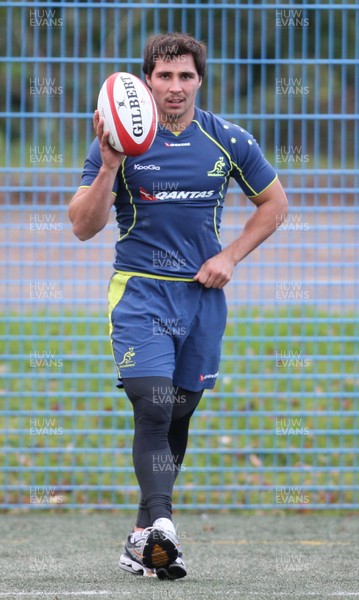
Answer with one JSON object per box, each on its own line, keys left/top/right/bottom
{"left": 158, "top": 108, "right": 195, "bottom": 133}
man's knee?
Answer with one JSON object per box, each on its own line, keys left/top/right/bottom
{"left": 171, "top": 387, "right": 203, "bottom": 421}
{"left": 123, "top": 376, "right": 174, "bottom": 429}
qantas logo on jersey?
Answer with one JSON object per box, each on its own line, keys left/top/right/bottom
{"left": 139, "top": 187, "right": 215, "bottom": 201}
{"left": 139, "top": 187, "right": 157, "bottom": 201}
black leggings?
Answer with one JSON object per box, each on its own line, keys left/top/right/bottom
{"left": 122, "top": 376, "right": 203, "bottom": 528}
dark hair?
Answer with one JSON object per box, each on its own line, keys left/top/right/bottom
{"left": 142, "top": 32, "right": 207, "bottom": 80}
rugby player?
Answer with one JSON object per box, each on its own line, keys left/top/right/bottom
{"left": 68, "top": 32, "right": 288, "bottom": 580}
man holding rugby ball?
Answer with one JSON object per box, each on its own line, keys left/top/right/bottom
{"left": 69, "top": 32, "right": 288, "bottom": 580}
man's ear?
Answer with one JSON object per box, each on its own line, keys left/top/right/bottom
{"left": 198, "top": 77, "right": 202, "bottom": 88}
{"left": 145, "top": 75, "right": 152, "bottom": 89}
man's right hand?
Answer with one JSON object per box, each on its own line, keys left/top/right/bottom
{"left": 93, "top": 109, "right": 125, "bottom": 171}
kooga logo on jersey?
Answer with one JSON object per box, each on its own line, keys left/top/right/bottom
{"left": 134, "top": 164, "right": 160, "bottom": 170}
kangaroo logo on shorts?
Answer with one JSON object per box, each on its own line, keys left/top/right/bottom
{"left": 119, "top": 347, "right": 136, "bottom": 368}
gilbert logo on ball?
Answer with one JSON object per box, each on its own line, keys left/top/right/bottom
{"left": 97, "top": 72, "right": 158, "bottom": 156}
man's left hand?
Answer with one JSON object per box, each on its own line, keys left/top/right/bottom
{"left": 193, "top": 250, "right": 235, "bottom": 289}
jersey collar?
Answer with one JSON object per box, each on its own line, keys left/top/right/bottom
{"left": 156, "top": 107, "right": 200, "bottom": 138}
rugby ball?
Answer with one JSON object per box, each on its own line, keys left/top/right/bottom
{"left": 97, "top": 72, "right": 158, "bottom": 156}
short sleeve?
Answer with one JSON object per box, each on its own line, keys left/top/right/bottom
{"left": 78, "top": 138, "right": 119, "bottom": 196}
{"left": 230, "top": 127, "right": 277, "bottom": 198}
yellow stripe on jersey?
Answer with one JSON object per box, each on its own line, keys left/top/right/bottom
{"left": 118, "top": 157, "right": 137, "bottom": 241}
{"left": 193, "top": 119, "right": 276, "bottom": 198}
{"left": 246, "top": 174, "right": 278, "bottom": 198}
{"left": 192, "top": 119, "right": 233, "bottom": 163}
{"left": 108, "top": 271, "right": 133, "bottom": 379}
{"left": 114, "top": 269, "right": 194, "bottom": 282}
{"left": 192, "top": 119, "right": 231, "bottom": 243}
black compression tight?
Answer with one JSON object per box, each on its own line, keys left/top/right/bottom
{"left": 122, "top": 376, "right": 203, "bottom": 528}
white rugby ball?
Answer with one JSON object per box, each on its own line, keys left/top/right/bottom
{"left": 97, "top": 72, "right": 158, "bottom": 156}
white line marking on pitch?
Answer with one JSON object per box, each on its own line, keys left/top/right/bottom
{"left": 187, "top": 539, "right": 351, "bottom": 545}
{"left": 1, "top": 592, "right": 359, "bottom": 598}
{"left": 0, "top": 594, "right": 117, "bottom": 597}
{"left": 246, "top": 595, "right": 359, "bottom": 597}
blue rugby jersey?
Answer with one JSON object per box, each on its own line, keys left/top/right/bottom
{"left": 79, "top": 107, "right": 277, "bottom": 278}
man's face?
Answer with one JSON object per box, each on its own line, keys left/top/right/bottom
{"left": 145, "top": 54, "right": 202, "bottom": 131}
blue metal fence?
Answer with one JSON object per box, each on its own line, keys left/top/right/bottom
{"left": 0, "top": 1, "right": 358, "bottom": 510}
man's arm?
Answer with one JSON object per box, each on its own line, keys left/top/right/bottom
{"left": 193, "top": 178, "right": 288, "bottom": 289}
{"left": 68, "top": 111, "right": 124, "bottom": 241}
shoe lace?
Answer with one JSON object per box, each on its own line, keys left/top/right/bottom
{"left": 141, "top": 526, "right": 155, "bottom": 537}
{"left": 131, "top": 526, "right": 155, "bottom": 542}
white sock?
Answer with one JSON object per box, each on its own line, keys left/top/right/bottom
{"left": 153, "top": 517, "right": 176, "bottom": 534}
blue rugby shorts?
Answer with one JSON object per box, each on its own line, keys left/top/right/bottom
{"left": 108, "top": 271, "right": 227, "bottom": 391}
